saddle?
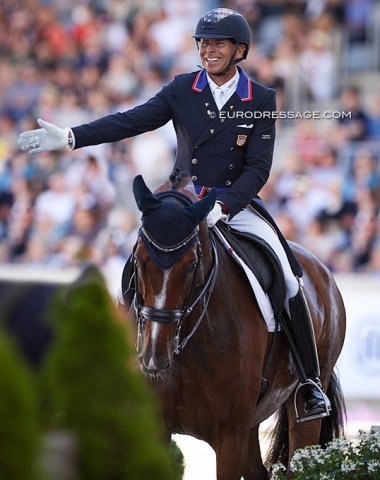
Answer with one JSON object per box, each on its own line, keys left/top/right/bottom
{"left": 214, "top": 222, "right": 286, "bottom": 321}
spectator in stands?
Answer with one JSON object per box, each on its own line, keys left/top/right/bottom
{"left": 8, "top": 197, "right": 34, "bottom": 261}
{"left": 0, "top": 192, "right": 13, "bottom": 242}
{"left": 251, "top": 54, "right": 285, "bottom": 112}
{"left": 344, "top": 0, "right": 373, "bottom": 44}
{"left": 333, "top": 161, "right": 380, "bottom": 272}
{"left": 292, "top": 119, "right": 329, "bottom": 166}
{"left": 33, "top": 171, "right": 76, "bottom": 248}
{"left": 306, "top": 146, "right": 344, "bottom": 218}
{"left": 365, "top": 236, "right": 380, "bottom": 273}
{"left": 333, "top": 86, "right": 369, "bottom": 145}
{"left": 299, "top": 30, "right": 337, "bottom": 103}
{"left": 64, "top": 198, "right": 102, "bottom": 258}
{"left": 367, "top": 93, "right": 380, "bottom": 138}
{"left": 350, "top": 202, "right": 379, "bottom": 270}
{"left": 341, "top": 148, "right": 380, "bottom": 205}
{"left": 65, "top": 153, "right": 116, "bottom": 219}
{"left": 0, "top": 0, "right": 378, "bottom": 278}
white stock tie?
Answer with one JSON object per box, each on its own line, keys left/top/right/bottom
{"left": 214, "top": 87, "right": 225, "bottom": 111}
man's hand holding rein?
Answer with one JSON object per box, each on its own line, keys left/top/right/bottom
{"left": 207, "top": 201, "right": 229, "bottom": 227}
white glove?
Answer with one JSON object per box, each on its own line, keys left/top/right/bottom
{"left": 207, "top": 201, "right": 228, "bottom": 227}
{"left": 18, "top": 119, "right": 71, "bottom": 154}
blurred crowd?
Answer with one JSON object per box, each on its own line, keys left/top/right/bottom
{"left": 0, "top": 0, "right": 380, "bottom": 279}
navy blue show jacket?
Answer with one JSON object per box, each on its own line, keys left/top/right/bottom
{"left": 72, "top": 66, "right": 276, "bottom": 221}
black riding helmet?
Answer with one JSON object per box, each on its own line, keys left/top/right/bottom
{"left": 193, "top": 8, "right": 251, "bottom": 76}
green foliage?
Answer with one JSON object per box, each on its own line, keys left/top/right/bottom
{"left": 40, "top": 267, "right": 180, "bottom": 480}
{"left": 272, "top": 429, "right": 380, "bottom": 479}
{"left": 0, "top": 331, "right": 40, "bottom": 480}
{"left": 170, "top": 439, "right": 185, "bottom": 478}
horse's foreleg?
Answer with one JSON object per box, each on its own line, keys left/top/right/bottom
{"left": 286, "top": 395, "right": 322, "bottom": 459}
{"left": 241, "top": 427, "right": 268, "bottom": 480}
{"left": 213, "top": 431, "right": 248, "bottom": 480}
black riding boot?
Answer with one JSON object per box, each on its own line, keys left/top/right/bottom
{"left": 287, "top": 280, "right": 331, "bottom": 421}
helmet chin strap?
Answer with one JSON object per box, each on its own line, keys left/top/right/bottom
{"left": 213, "top": 55, "right": 243, "bottom": 76}
{"left": 210, "top": 44, "right": 243, "bottom": 77}
{"left": 197, "top": 42, "right": 244, "bottom": 77}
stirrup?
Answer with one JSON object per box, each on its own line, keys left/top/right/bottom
{"left": 294, "top": 379, "right": 331, "bottom": 423}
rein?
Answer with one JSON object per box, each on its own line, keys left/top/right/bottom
{"left": 134, "top": 230, "right": 218, "bottom": 354}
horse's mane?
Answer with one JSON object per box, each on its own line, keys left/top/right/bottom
{"left": 155, "top": 169, "right": 198, "bottom": 202}
{"left": 169, "top": 168, "right": 191, "bottom": 190}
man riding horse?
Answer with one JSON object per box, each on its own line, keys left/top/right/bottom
{"left": 18, "top": 8, "right": 329, "bottom": 421}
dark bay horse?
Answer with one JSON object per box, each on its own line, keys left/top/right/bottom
{"left": 126, "top": 171, "right": 346, "bottom": 480}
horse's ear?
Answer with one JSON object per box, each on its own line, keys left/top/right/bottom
{"left": 186, "top": 188, "right": 217, "bottom": 223}
{"left": 133, "top": 175, "right": 162, "bottom": 214}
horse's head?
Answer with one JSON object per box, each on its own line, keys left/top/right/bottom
{"left": 132, "top": 173, "right": 217, "bottom": 375}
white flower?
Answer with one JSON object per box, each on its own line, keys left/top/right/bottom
{"left": 276, "top": 429, "right": 380, "bottom": 478}
{"left": 369, "top": 442, "right": 380, "bottom": 452}
{"left": 341, "top": 460, "right": 357, "bottom": 472}
{"left": 272, "top": 463, "right": 286, "bottom": 477}
{"left": 368, "top": 459, "right": 380, "bottom": 472}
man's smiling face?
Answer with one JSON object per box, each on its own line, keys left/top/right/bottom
{"left": 199, "top": 38, "right": 245, "bottom": 83}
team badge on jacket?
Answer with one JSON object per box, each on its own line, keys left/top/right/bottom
{"left": 236, "top": 134, "right": 247, "bottom": 146}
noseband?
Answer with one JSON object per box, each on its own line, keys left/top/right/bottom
{"left": 134, "top": 222, "right": 218, "bottom": 354}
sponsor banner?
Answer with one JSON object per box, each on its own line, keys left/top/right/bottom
{"left": 335, "top": 274, "right": 380, "bottom": 400}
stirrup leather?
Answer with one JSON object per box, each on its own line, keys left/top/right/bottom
{"left": 294, "top": 379, "right": 331, "bottom": 423}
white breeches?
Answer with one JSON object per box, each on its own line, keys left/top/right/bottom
{"left": 227, "top": 205, "right": 299, "bottom": 302}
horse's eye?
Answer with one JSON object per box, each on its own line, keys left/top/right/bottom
{"left": 185, "top": 261, "right": 197, "bottom": 277}
{"left": 134, "top": 257, "right": 142, "bottom": 271}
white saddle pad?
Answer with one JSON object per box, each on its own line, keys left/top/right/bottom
{"left": 231, "top": 253, "right": 278, "bottom": 331}
{"left": 213, "top": 227, "right": 278, "bottom": 332}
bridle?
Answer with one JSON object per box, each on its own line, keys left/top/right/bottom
{"left": 133, "top": 223, "right": 219, "bottom": 354}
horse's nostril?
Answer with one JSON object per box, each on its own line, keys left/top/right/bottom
{"left": 147, "top": 356, "right": 157, "bottom": 370}
{"left": 139, "top": 353, "right": 172, "bottom": 375}
{"left": 140, "top": 354, "right": 159, "bottom": 371}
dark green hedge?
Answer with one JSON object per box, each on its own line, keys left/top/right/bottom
{"left": 0, "top": 266, "right": 184, "bottom": 479}
{"left": 0, "top": 332, "right": 40, "bottom": 480}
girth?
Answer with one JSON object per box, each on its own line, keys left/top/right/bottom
{"left": 214, "top": 222, "right": 286, "bottom": 320}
